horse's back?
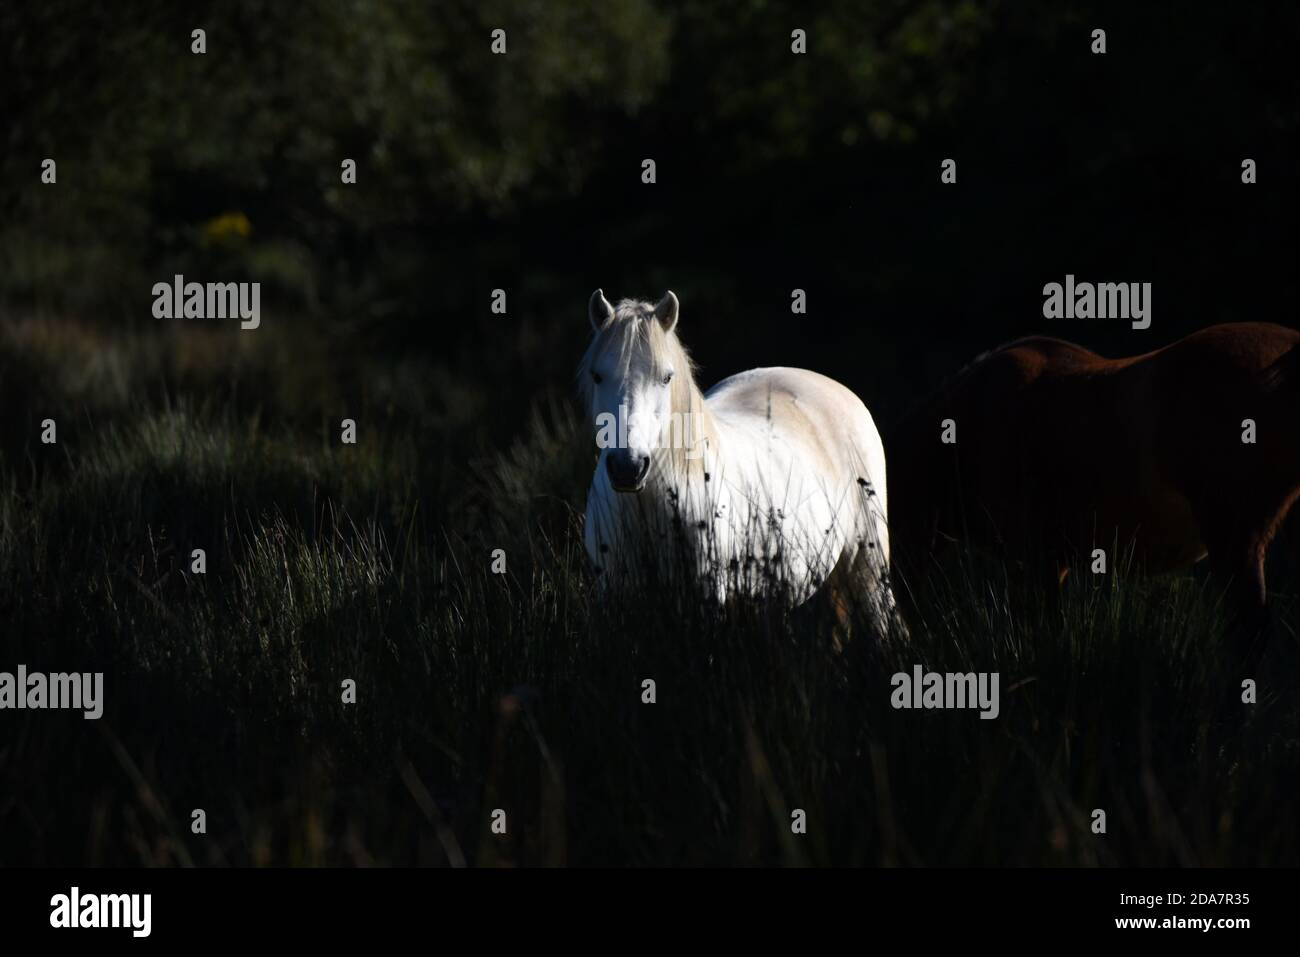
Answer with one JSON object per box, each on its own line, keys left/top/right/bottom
{"left": 930, "top": 324, "right": 1300, "bottom": 396}
{"left": 887, "top": 321, "right": 1300, "bottom": 572}
{"left": 704, "top": 365, "right": 867, "bottom": 410}
{"left": 1170, "top": 321, "right": 1300, "bottom": 356}
{"left": 704, "top": 366, "right": 891, "bottom": 566}
{"left": 705, "top": 366, "right": 883, "bottom": 469}
{"left": 1151, "top": 322, "right": 1300, "bottom": 384}
{"left": 998, "top": 322, "right": 1299, "bottom": 362}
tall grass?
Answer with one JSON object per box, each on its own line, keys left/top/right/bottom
{"left": 0, "top": 319, "right": 1297, "bottom": 865}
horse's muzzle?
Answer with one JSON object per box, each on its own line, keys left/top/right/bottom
{"left": 607, "top": 451, "right": 650, "bottom": 493}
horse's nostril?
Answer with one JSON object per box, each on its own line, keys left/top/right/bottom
{"left": 606, "top": 451, "right": 649, "bottom": 489}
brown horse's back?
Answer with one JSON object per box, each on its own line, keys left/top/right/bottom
{"left": 887, "top": 323, "right": 1300, "bottom": 611}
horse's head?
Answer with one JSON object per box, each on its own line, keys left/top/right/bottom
{"left": 580, "top": 289, "right": 685, "bottom": 493}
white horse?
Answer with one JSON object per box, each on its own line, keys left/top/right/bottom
{"left": 579, "top": 289, "right": 904, "bottom": 639}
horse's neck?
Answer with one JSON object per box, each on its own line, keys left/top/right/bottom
{"left": 655, "top": 376, "right": 719, "bottom": 487}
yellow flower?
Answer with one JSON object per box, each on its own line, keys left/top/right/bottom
{"left": 202, "top": 211, "right": 252, "bottom": 244}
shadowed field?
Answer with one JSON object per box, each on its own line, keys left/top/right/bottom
{"left": 2, "top": 319, "right": 1297, "bottom": 866}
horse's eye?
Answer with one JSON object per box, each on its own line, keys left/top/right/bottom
{"left": 592, "top": 372, "right": 603, "bottom": 385}
{"left": 662, "top": 373, "right": 674, "bottom": 385}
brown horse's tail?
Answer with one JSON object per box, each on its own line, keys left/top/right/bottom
{"left": 1261, "top": 345, "right": 1300, "bottom": 395}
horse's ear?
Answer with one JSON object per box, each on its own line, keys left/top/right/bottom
{"left": 654, "top": 291, "right": 679, "bottom": 332}
{"left": 589, "top": 289, "right": 615, "bottom": 331}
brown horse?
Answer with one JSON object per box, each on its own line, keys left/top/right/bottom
{"left": 886, "top": 322, "right": 1300, "bottom": 631}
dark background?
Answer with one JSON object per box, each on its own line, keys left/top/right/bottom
{"left": 6, "top": 0, "right": 1297, "bottom": 436}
